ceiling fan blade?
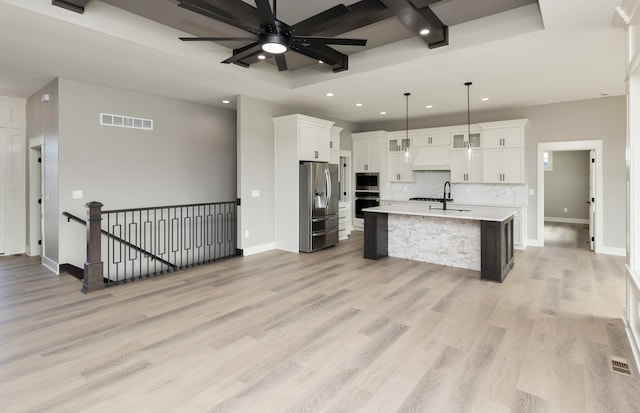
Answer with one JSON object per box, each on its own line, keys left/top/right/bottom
{"left": 179, "top": 0, "right": 260, "bottom": 35}
{"left": 180, "top": 37, "right": 257, "bottom": 42}
{"left": 274, "top": 54, "right": 288, "bottom": 72}
{"left": 254, "top": 0, "right": 277, "bottom": 31}
{"left": 288, "top": 44, "right": 340, "bottom": 66}
{"left": 290, "top": 36, "right": 367, "bottom": 46}
{"left": 291, "top": 4, "right": 350, "bottom": 34}
{"left": 221, "top": 42, "right": 262, "bottom": 64}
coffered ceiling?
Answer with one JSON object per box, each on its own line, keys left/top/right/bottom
{"left": 0, "top": 0, "right": 626, "bottom": 124}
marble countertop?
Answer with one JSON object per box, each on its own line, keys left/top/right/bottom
{"left": 363, "top": 203, "right": 516, "bottom": 222}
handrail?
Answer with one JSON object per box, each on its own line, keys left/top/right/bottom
{"left": 62, "top": 211, "right": 177, "bottom": 270}
{"left": 102, "top": 200, "right": 238, "bottom": 214}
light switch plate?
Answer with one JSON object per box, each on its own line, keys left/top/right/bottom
{"left": 251, "top": 190, "right": 260, "bottom": 197}
{"left": 72, "top": 190, "right": 83, "bottom": 199}
{"left": 529, "top": 189, "right": 535, "bottom": 196}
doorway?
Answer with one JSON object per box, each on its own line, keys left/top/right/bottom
{"left": 28, "top": 137, "right": 44, "bottom": 257}
{"left": 537, "top": 140, "right": 603, "bottom": 252}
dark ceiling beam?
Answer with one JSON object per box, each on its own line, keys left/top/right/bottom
{"left": 377, "top": 0, "right": 448, "bottom": 48}
{"left": 51, "top": 0, "right": 90, "bottom": 14}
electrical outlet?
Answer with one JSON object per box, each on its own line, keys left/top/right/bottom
{"left": 529, "top": 188, "right": 534, "bottom": 196}
{"left": 244, "top": 230, "right": 250, "bottom": 238}
{"left": 251, "top": 190, "right": 260, "bottom": 197}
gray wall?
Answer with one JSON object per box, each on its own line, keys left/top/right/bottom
{"left": 27, "top": 79, "right": 60, "bottom": 265}
{"left": 544, "top": 150, "right": 590, "bottom": 220}
{"left": 28, "top": 78, "right": 237, "bottom": 267}
{"left": 363, "top": 96, "right": 627, "bottom": 249}
{"left": 237, "top": 94, "right": 361, "bottom": 252}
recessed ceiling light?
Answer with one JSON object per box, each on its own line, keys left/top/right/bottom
{"left": 425, "top": 105, "right": 433, "bottom": 109}
{"left": 222, "top": 100, "right": 230, "bottom": 104}
{"left": 481, "top": 97, "right": 489, "bottom": 101}
{"left": 318, "top": 60, "right": 324, "bottom": 64}
{"left": 355, "top": 103, "right": 363, "bottom": 107}
{"left": 380, "top": 111, "right": 387, "bottom": 115}
{"left": 419, "top": 29, "right": 430, "bottom": 36}
{"left": 326, "top": 92, "right": 334, "bottom": 97}
{"left": 600, "top": 91, "right": 610, "bottom": 97}
{"left": 257, "top": 54, "right": 266, "bottom": 60}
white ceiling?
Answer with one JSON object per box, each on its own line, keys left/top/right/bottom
{"left": 0, "top": 0, "right": 626, "bottom": 124}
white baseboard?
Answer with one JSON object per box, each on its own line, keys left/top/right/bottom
{"left": 243, "top": 242, "right": 276, "bottom": 256}
{"left": 41, "top": 255, "right": 59, "bottom": 274}
{"left": 544, "top": 217, "right": 589, "bottom": 224}
{"left": 600, "top": 246, "right": 626, "bottom": 256}
{"left": 527, "top": 238, "right": 543, "bottom": 247}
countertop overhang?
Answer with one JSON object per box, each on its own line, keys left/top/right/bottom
{"left": 363, "top": 203, "right": 516, "bottom": 222}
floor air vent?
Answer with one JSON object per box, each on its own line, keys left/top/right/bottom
{"left": 610, "top": 356, "right": 634, "bottom": 376}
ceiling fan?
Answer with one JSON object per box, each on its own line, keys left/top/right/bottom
{"left": 177, "top": 0, "right": 368, "bottom": 72}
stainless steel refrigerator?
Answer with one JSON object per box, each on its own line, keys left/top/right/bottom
{"left": 299, "top": 162, "right": 339, "bottom": 252}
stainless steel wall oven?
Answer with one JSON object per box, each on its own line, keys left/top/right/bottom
{"left": 354, "top": 172, "right": 380, "bottom": 218}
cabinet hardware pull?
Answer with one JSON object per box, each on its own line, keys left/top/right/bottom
{"left": 314, "top": 150, "right": 318, "bottom": 159}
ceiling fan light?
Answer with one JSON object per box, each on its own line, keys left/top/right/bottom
{"left": 261, "top": 34, "right": 287, "bottom": 54}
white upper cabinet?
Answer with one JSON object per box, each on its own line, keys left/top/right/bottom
{"left": 479, "top": 119, "right": 528, "bottom": 183}
{"left": 451, "top": 150, "right": 483, "bottom": 183}
{"left": 452, "top": 131, "right": 481, "bottom": 149}
{"left": 483, "top": 127, "right": 523, "bottom": 149}
{"left": 274, "top": 114, "right": 334, "bottom": 163}
{"left": 352, "top": 132, "right": 384, "bottom": 173}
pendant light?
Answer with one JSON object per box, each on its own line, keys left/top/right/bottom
{"left": 465, "top": 82, "right": 473, "bottom": 161}
{"left": 404, "top": 92, "right": 411, "bottom": 163}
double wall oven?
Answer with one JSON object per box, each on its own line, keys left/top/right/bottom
{"left": 355, "top": 173, "right": 380, "bottom": 218}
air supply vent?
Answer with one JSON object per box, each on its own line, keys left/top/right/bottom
{"left": 100, "top": 113, "right": 153, "bottom": 131}
{"left": 610, "top": 356, "right": 634, "bottom": 376}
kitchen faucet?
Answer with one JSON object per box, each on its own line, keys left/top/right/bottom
{"left": 443, "top": 181, "right": 452, "bottom": 210}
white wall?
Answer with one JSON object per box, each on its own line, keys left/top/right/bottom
{"left": 364, "top": 96, "right": 627, "bottom": 250}
{"left": 28, "top": 78, "right": 237, "bottom": 268}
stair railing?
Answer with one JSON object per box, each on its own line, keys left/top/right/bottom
{"left": 63, "top": 199, "right": 238, "bottom": 293}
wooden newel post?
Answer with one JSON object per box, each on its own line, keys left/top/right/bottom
{"left": 83, "top": 201, "right": 104, "bottom": 294}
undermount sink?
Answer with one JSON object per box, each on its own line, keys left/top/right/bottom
{"left": 428, "top": 207, "right": 471, "bottom": 212}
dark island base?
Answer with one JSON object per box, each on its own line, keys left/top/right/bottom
{"left": 364, "top": 212, "right": 515, "bottom": 283}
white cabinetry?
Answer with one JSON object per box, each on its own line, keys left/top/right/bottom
{"left": 297, "top": 121, "right": 331, "bottom": 162}
{"left": 273, "top": 114, "right": 335, "bottom": 252}
{"left": 387, "top": 153, "right": 415, "bottom": 182}
{"left": 483, "top": 148, "right": 524, "bottom": 183}
{"left": 451, "top": 131, "right": 481, "bottom": 149}
{"left": 338, "top": 201, "right": 352, "bottom": 240}
{"left": 330, "top": 126, "right": 342, "bottom": 165}
{"left": 352, "top": 132, "right": 384, "bottom": 173}
{"left": 386, "top": 134, "right": 414, "bottom": 182}
{"left": 450, "top": 150, "right": 483, "bottom": 183}
{"left": 412, "top": 133, "right": 450, "bottom": 170}
{"left": 480, "top": 121, "right": 527, "bottom": 184}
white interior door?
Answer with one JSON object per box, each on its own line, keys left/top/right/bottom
{"left": 589, "top": 149, "right": 595, "bottom": 251}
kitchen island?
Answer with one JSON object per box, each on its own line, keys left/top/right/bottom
{"left": 363, "top": 203, "right": 516, "bottom": 282}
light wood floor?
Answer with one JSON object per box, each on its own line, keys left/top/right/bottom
{"left": 1, "top": 229, "right": 639, "bottom": 413}
{"left": 544, "top": 222, "right": 591, "bottom": 251}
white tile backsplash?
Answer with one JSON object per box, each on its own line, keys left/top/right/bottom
{"left": 381, "top": 171, "right": 528, "bottom": 206}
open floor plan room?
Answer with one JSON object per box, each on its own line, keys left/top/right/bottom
{"left": 1, "top": 230, "right": 638, "bottom": 413}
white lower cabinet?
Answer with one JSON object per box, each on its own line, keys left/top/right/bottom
{"left": 338, "top": 202, "right": 352, "bottom": 240}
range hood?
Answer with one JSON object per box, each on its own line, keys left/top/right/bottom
{"left": 410, "top": 147, "right": 451, "bottom": 170}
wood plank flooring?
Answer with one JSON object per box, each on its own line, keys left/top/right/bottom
{"left": 1, "top": 228, "right": 639, "bottom": 412}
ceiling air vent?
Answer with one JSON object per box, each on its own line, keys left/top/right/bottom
{"left": 52, "top": 0, "right": 90, "bottom": 14}
{"left": 100, "top": 113, "right": 153, "bottom": 131}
